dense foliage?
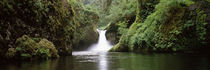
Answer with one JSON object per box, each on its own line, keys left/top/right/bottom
{"left": 0, "top": 0, "right": 76, "bottom": 59}
{"left": 104, "top": 0, "right": 138, "bottom": 44}
{"left": 110, "top": 0, "right": 210, "bottom": 53}
{"left": 0, "top": 0, "right": 209, "bottom": 61}
{"left": 70, "top": 0, "right": 99, "bottom": 50}
{"left": 0, "top": 0, "right": 99, "bottom": 59}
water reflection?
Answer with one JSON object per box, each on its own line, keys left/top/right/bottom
{"left": 98, "top": 52, "right": 108, "bottom": 70}
{"left": 86, "top": 29, "right": 112, "bottom": 70}
{"left": 72, "top": 51, "right": 109, "bottom": 70}
{"left": 1, "top": 52, "right": 210, "bottom": 70}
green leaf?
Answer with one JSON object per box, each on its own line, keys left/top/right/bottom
{"left": 172, "top": 48, "right": 177, "bottom": 51}
{"left": 21, "top": 53, "right": 31, "bottom": 57}
{"left": 16, "top": 47, "right": 22, "bottom": 51}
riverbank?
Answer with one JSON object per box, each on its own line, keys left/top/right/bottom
{"left": 108, "top": 0, "right": 210, "bottom": 53}
{"left": 0, "top": 0, "right": 99, "bottom": 60}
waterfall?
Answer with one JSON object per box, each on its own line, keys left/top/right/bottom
{"left": 88, "top": 29, "right": 113, "bottom": 52}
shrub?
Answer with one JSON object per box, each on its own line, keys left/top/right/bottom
{"left": 12, "top": 35, "right": 59, "bottom": 59}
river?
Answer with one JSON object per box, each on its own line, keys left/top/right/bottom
{"left": 1, "top": 30, "right": 210, "bottom": 70}
{"left": 1, "top": 52, "right": 210, "bottom": 70}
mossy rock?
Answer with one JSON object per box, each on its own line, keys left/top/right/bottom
{"left": 6, "top": 48, "right": 16, "bottom": 58}
{"left": 111, "top": 0, "right": 210, "bottom": 53}
{"left": 72, "top": 5, "right": 99, "bottom": 50}
{"left": 0, "top": 0, "right": 76, "bottom": 57}
{"left": 6, "top": 35, "right": 59, "bottom": 59}
{"left": 38, "top": 39, "right": 59, "bottom": 58}
{"left": 15, "top": 35, "right": 39, "bottom": 56}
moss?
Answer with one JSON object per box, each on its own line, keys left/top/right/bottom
{"left": 106, "top": 0, "right": 158, "bottom": 44}
{"left": 136, "top": 0, "right": 159, "bottom": 23}
{"left": 10, "top": 35, "right": 59, "bottom": 59}
{"left": 109, "top": 43, "right": 120, "bottom": 52}
{"left": 109, "top": 43, "right": 128, "bottom": 52}
{"left": 117, "top": 21, "right": 129, "bottom": 37}
{"left": 110, "top": 0, "right": 209, "bottom": 53}
{"left": 6, "top": 48, "right": 16, "bottom": 58}
{"left": 38, "top": 39, "right": 59, "bottom": 58}
{"left": 16, "top": 35, "right": 39, "bottom": 56}
{"left": 71, "top": 2, "right": 99, "bottom": 50}
{"left": 97, "top": 0, "right": 137, "bottom": 29}
{"left": 207, "top": 0, "right": 210, "bottom": 3}
{"left": 105, "top": 22, "right": 121, "bottom": 44}
{"left": 0, "top": 0, "right": 77, "bottom": 57}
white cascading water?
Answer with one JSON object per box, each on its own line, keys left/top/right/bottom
{"left": 88, "top": 29, "right": 113, "bottom": 52}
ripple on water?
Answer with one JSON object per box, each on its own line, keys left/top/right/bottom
{"left": 73, "top": 51, "right": 101, "bottom": 63}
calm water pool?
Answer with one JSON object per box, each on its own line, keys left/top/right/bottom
{"left": 1, "top": 51, "right": 210, "bottom": 70}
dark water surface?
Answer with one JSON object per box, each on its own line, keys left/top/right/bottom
{"left": 1, "top": 51, "right": 210, "bottom": 70}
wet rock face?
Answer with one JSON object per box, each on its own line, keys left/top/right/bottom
{"left": 106, "top": 32, "right": 118, "bottom": 44}
{"left": 110, "top": 0, "right": 210, "bottom": 53}
{"left": 105, "top": 0, "right": 138, "bottom": 45}
{"left": 73, "top": 25, "right": 99, "bottom": 51}
{"left": 105, "top": 23, "right": 119, "bottom": 44}
{"left": 72, "top": 6, "right": 99, "bottom": 51}
{"left": 105, "top": 14, "right": 137, "bottom": 45}
{"left": 0, "top": 0, "right": 76, "bottom": 58}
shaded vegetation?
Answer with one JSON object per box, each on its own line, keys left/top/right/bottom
{"left": 0, "top": 0, "right": 98, "bottom": 60}
{"left": 110, "top": 0, "right": 210, "bottom": 53}
{"left": 71, "top": 1, "right": 99, "bottom": 50}
{"left": 0, "top": 0, "right": 75, "bottom": 59}
{"left": 105, "top": 0, "right": 138, "bottom": 44}
{"left": 10, "top": 35, "right": 59, "bottom": 59}
{"left": 0, "top": 0, "right": 210, "bottom": 61}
